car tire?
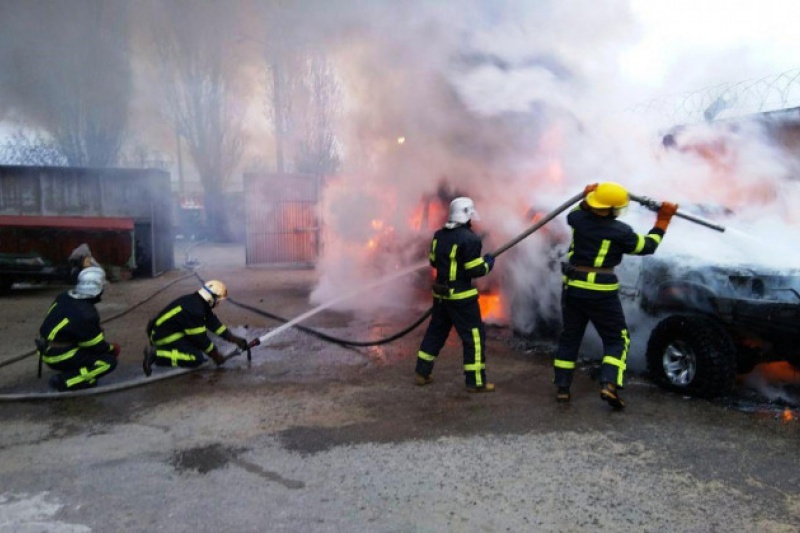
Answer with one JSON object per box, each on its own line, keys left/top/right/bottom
{"left": 646, "top": 314, "right": 737, "bottom": 397}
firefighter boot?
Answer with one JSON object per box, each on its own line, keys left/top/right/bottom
{"left": 142, "top": 346, "right": 156, "bottom": 377}
{"left": 415, "top": 373, "right": 433, "bottom": 386}
{"left": 556, "top": 387, "right": 571, "bottom": 403}
{"left": 49, "top": 374, "right": 67, "bottom": 392}
{"left": 600, "top": 382, "right": 625, "bottom": 410}
{"left": 466, "top": 383, "right": 495, "bottom": 393}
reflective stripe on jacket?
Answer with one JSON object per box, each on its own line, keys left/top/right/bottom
{"left": 38, "top": 291, "right": 110, "bottom": 364}
{"left": 148, "top": 293, "right": 228, "bottom": 353}
{"left": 429, "top": 224, "right": 490, "bottom": 300}
{"left": 564, "top": 204, "right": 664, "bottom": 295}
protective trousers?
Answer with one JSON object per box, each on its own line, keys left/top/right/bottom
{"left": 47, "top": 349, "right": 117, "bottom": 391}
{"left": 152, "top": 338, "right": 208, "bottom": 368}
{"left": 553, "top": 289, "right": 630, "bottom": 388}
{"left": 416, "top": 298, "right": 488, "bottom": 388}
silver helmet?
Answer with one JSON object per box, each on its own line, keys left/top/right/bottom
{"left": 69, "top": 266, "right": 106, "bottom": 299}
{"left": 445, "top": 197, "right": 479, "bottom": 228}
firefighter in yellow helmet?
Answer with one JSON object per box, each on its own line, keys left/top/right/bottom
{"left": 554, "top": 182, "right": 678, "bottom": 409}
{"left": 142, "top": 280, "right": 250, "bottom": 375}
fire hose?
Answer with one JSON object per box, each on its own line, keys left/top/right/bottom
{"left": 629, "top": 194, "right": 725, "bottom": 233}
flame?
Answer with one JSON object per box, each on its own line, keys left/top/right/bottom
{"left": 479, "top": 292, "right": 506, "bottom": 322}
{"left": 781, "top": 407, "right": 794, "bottom": 422}
{"left": 371, "top": 219, "right": 384, "bottom": 230}
{"left": 756, "top": 362, "right": 800, "bottom": 384}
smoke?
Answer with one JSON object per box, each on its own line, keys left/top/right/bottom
{"left": 283, "top": 0, "right": 800, "bottom": 377}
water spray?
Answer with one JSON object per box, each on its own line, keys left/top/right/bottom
{"left": 250, "top": 189, "right": 725, "bottom": 349}
{"left": 252, "top": 192, "right": 587, "bottom": 347}
{"left": 629, "top": 193, "right": 726, "bottom": 233}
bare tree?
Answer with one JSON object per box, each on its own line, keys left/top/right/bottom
{"left": 0, "top": 129, "right": 68, "bottom": 166}
{"left": 145, "top": 1, "right": 247, "bottom": 241}
{"left": 0, "top": 1, "right": 132, "bottom": 167}
{"left": 290, "top": 52, "right": 341, "bottom": 176}
{"left": 255, "top": 3, "right": 341, "bottom": 176}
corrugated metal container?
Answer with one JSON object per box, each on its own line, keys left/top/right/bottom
{"left": 0, "top": 166, "right": 173, "bottom": 276}
{"left": 244, "top": 173, "right": 320, "bottom": 266}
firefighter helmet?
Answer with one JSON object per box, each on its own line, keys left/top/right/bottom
{"left": 586, "top": 182, "right": 629, "bottom": 210}
{"left": 199, "top": 280, "right": 228, "bottom": 307}
{"left": 447, "top": 197, "right": 480, "bottom": 226}
{"left": 69, "top": 266, "right": 107, "bottom": 299}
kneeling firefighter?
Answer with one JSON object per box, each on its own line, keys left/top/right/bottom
{"left": 415, "top": 197, "right": 497, "bottom": 393}
{"left": 554, "top": 182, "right": 678, "bottom": 409}
{"left": 143, "top": 280, "right": 250, "bottom": 375}
{"left": 37, "top": 266, "right": 120, "bottom": 392}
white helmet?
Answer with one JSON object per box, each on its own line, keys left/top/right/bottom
{"left": 446, "top": 197, "right": 479, "bottom": 228}
{"left": 198, "top": 280, "right": 228, "bottom": 307}
{"left": 69, "top": 266, "right": 106, "bottom": 299}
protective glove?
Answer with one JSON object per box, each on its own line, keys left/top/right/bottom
{"left": 209, "top": 348, "right": 226, "bottom": 366}
{"left": 110, "top": 343, "right": 121, "bottom": 358}
{"left": 583, "top": 183, "right": 599, "bottom": 197}
{"left": 655, "top": 201, "right": 679, "bottom": 231}
{"left": 483, "top": 253, "right": 495, "bottom": 271}
{"left": 225, "top": 332, "right": 249, "bottom": 350}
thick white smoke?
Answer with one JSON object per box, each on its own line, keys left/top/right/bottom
{"left": 297, "top": 0, "right": 800, "bottom": 375}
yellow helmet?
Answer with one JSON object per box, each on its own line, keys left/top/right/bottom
{"left": 586, "top": 182, "right": 629, "bottom": 209}
{"left": 198, "top": 280, "right": 228, "bottom": 307}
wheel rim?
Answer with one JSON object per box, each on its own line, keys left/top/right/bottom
{"left": 662, "top": 340, "right": 697, "bottom": 386}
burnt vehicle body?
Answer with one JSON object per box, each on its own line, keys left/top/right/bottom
{"left": 631, "top": 256, "right": 800, "bottom": 397}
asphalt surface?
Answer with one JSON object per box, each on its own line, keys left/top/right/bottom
{"left": 0, "top": 243, "right": 799, "bottom": 532}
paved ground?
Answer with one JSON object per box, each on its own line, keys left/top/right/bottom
{"left": 0, "top": 242, "right": 799, "bottom": 532}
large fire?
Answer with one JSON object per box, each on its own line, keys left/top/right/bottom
{"left": 479, "top": 292, "right": 506, "bottom": 324}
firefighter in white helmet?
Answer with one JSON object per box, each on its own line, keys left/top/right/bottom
{"left": 36, "top": 266, "right": 121, "bottom": 391}
{"left": 415, "top": 196, "right": 497, "bottom": 392}
{"left": 142, "top": 280, "right": 251, "bottom": 375}
{"left": 554, "top": 182, "right": 678, "bottom": 409}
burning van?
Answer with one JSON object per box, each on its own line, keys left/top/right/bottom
{"left": 622, "top": 255, "right": 800, "bottom": 398}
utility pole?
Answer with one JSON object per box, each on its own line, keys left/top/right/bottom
{"left": 175, "top": 124, "right": 185, "bottom": 197}
{"left": 272, "top": 56, "right": 285, "bottom": 174}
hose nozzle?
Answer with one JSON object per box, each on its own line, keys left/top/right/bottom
{"left": 629, "top": 193, "right": 725, "bottom": 233}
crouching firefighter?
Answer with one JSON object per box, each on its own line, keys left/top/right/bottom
{"left": 142, "top": 280, "right": 250, "bottom": 376}
{"left": 415, "top": 197, "right": 497, "bottom": 393}
{"left": 36, "top": 266, "right": 120, "bottom": 392}
{"left": 554, "top": 182, "right": 678, "bottom": 409}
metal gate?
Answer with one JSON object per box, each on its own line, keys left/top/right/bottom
{"left": 244, "top": 173, "right": 320, "bottom": 266}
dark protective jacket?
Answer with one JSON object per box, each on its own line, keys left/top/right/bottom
{"left": 148, "top": 293, "right": 229, "bottom": 354}
{"left": 429, "top": 224, "right": 492, "bottom": 300}
{"left": 563, "top": 203, "right": 664, "bottom": 296}
{"left": 39, "top": 292, "right": 112, "bottom": 365}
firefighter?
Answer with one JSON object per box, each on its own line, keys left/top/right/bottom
{"left": 142, "top": 280, "right": 249, "bottom": 376}
{"left": 554, "top": 182, "right": 678, "bottom": 409}
{"left": 415, "top": 197, "right": 496, "bottom": 393}
{"left": 37, "top": 266, "right": 120, "bottom": 392}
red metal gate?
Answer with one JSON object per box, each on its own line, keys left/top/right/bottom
{"left": 244, "top": 173, "right": 320, "bottom": 266}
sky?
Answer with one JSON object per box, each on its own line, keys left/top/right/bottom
{"left": 623, "top": 0, "right": 800, "bottom": 97}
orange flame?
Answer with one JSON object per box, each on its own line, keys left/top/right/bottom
{"left": 757, "top": 362, "right": 800, "bottom": 384}
{"left": 782, "top": 408, "right": 794, "bottom": 423}
{"left": 479, "top": 292, "right": 506, "bottom": 322}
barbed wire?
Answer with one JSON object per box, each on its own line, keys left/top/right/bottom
{"left": 632, "top": 68, "right": 800, "bottom": 125}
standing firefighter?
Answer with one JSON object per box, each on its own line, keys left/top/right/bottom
{"left": 415, "top": 197, "right": 497, "bottom": 393}
{"left": 142, "top": 280, "right": 249, "bottom": 376}
{"left": 554, "top": 182, "right": 678, "bottom": 409}
{"left": 37, "top": 267, "right": 120, "bottom": 392}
